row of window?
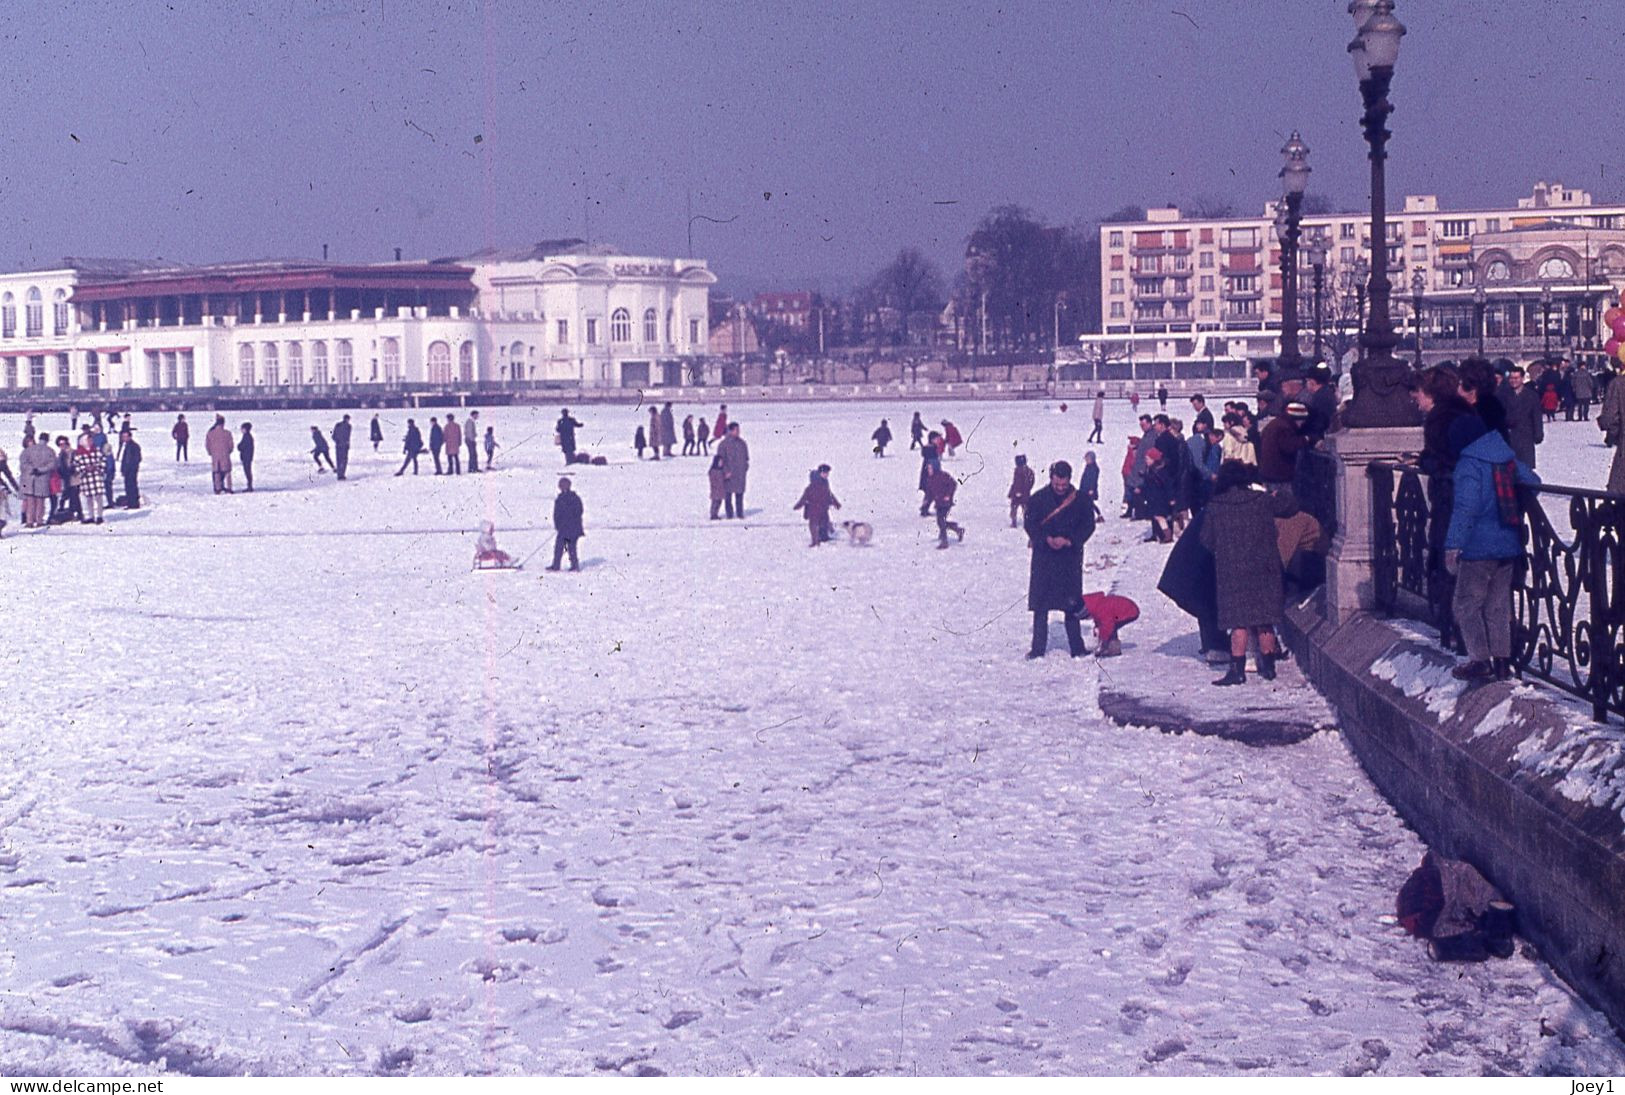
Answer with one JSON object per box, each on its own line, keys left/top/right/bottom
{"left": 0, "top": 288, "right": 70, "bottom": 338}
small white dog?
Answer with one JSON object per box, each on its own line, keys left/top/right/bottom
{"left": 841, "top": 520, "right": 874, "bottom": 546}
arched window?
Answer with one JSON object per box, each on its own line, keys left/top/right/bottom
{"left": 381, "top": 337, "right": 400, "bottom": 381}
{"left": 508, "top": 340, "right": 525, "bottom": 380}
{"left": 611, "top": 307, "right": 631, "bottom": 343}
{"left": 311, "top": 340, "right": 329, "bottom": 383}
{"left": 238, "top": 343, "right": 256, "bottom": 386}
{"left": 2, "top": 293, "right": 16, "bottom": 338}
{"left": 1486, "top": 260, "right": 1510, "bottom": 282}
{"left": 335, "top": 339, "right": 354, "bottom": 384}
{"left": 52, "top": 289, "right": 69, "bottom": 336}
{"left": 1538, "top": 257, "right": 1575, "bottom": 280}
{"left": 643, "top": 308, "right": 658, "bottom": 343}
{"left": 262, "top": 342, "right": 280, "bottom": 385}
{"left": 286, "top": 342, "right": 304, "bottom": 385}
{"left": 24, "top": 288, "right": 43, "bottom": 337}
{"left": 458, "top": 341, "right": 474, "bottom": 382}
{"left": 85, "top": 351, "right": 100, "bottom": 391}
{"left": 427, "top": 340, "right": 452, "bottom": 384}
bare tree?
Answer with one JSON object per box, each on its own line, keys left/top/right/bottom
{"left": 868, "top": 248, "right": 946, "bottom": 345}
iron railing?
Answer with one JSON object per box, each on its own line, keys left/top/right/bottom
{"left": 1369, "top": 459, "right": 1625, "bottom": 722}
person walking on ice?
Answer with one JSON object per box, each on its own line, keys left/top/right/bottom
{"left": 548, "top": 477, "right": 584, "bottom": 571}
{"left": 793, "top": 467, "right": 841, "bottom": 547}
{"left": 872, "top": 418, "right": 892, "bottom": 457}
{"left": 926, "top": 462, "right": 964, "bottom": 549}
{"left": 370, "top": 413, "right": 383, "bottom": 452}
{"left": 395, "top": 419, "right": 424, "bottom": 476}
{"left": 1008, "top": 454, "right": 1034, "bottom": 528}
{"left": 309, "top": 426, "right": 336, "bottom": 473}
{"left": 1024, "top": 460, "right": 1095, "bottom": 658}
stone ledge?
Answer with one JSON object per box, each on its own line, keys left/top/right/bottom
{"left": 1281, "top": 596, "right": 1625, "bottom": 1031}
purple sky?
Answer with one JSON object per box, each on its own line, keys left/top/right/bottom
{"left": 0, "top": 1, "right": 1610, "bottom": 292}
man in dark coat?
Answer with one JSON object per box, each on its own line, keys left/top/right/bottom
{"left": 1189, "top": 394, "right": 1215, "bottom": 434}
{"left": 1303, "top": 368, "right": 1339, "bottom": 441}
{"left": 1256, "top": 403, "right": 1310, "bottom": 485}
{"left": 395, "top": 419, "right": 424, "bottom": 475}
{"left": 1496, "top": 366, "right": 1544, "bottom": 468}
{"left": 332, "top": 414, "right": 353, "bottom": 479}
{"left": 548, "top": 476, "right": 584, "bottom": 571}
{"left": 717, "top": 422, "right": 749, "bottom": 518}
{"left": 926, "top": 463, "right": 964, "bottom": 549}
{"left": 370, "top": 414, "right": 384, "bottom": 451}
{"left": 659, "top": 403, "right": 676, "bottom": 458}
{"left": 237, "top": 423, "right": 255, "bottom": 492}
{"left": 428, "top": 416, "right": 445, "bottom": 474}
{"left": 119, "top": 427, "right": 142, "bottom": 509}
{"left": 1023, "top": 460, "right": 1095, "bottom": 658}
{"left": 556, "top": 408, "right": 583, "bottom": 464}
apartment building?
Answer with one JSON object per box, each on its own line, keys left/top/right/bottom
{"left": 1079, "top": 181, "right": 1625, "bottom": 379}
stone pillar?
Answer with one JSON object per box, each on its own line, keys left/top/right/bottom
{"left": 1323, "top": 425, "right": 1423, "bottom": 625}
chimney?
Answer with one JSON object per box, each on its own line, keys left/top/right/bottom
{"left": 394, "top": 247, "right": 402, "bottom": 261}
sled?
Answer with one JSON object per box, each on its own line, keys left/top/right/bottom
{"left": 473, "top": 556, "right": 523, "bottom": 572}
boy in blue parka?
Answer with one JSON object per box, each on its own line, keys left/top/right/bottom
{"left": 1444, "top": 428, "right": 1539, "bottom": 681}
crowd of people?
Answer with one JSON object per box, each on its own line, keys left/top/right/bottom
{"left": 0, "top": 409, "right": 143, "bottom": 533}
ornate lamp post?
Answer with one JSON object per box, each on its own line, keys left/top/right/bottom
{"left": 1307, "top": 235, "right": 1330, "bottom": 362}
{"left": 1542, "top": 282, "right": 1554, "bottom": 361}
{"left": 1473, "top": 284, "right": 1487, "bottom": 358}
{"left": 1277, "top": 132, "right": 1311, "bottom": 373}
{"left": 1411, "top": 268, "right": 1425, "bottom": 369}
{"left": 1341, "top": 0, "right": 1415, "bottom": 426}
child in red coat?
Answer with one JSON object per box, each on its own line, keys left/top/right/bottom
{"left": 1073, "top": 591, "right": 1140, "bottom": 657}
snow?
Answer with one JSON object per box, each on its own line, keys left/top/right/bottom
{"left": 1, "top": 399, "right": 1622, "bottom": 1076}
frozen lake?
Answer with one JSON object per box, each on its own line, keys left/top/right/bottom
{"left": 1, "top": 397, "right": 1621, "bottom": 1076}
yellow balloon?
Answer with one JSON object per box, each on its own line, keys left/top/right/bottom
{"left": 1617, "top": 341, "right": 1625, "bottom": 364}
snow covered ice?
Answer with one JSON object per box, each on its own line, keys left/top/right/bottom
{"left": 2, "top": 399, "right": 1623, "bottom": 1076}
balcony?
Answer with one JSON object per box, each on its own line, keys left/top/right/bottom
{"left": 1129, "top": 242, "right": 1194, "bottom": 256}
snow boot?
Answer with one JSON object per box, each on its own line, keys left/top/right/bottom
{"left": 1213, "top": 657, "right": 1246, "bottom": 687}
{"left": 1257, "top": 651, "right": 1278, "bottom": 681}
{"left": 1479, "top": 901, "right": 1517, "bottom": 958}
{"left": 1492, "top": 657, "right": 1515, "bottom": 681}
{"left": 1427, "top": 932, "right": 1490, "bottom": 963}
{"left": 1451, "top": 659, "right": 1494, "bottom": 682}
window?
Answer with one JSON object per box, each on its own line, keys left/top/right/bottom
{"left": 1109, "top": 255, "right": 1123, "bottom": 271}
{"left": 1, "top": 358, "right": 12, "bottom": 386}
{"left": 262, "top": 342, "right": 279, "bottom": 385}
{"left": 610, "top": 308, "right": 631, "bottom": 343}
{"left": 1199, "top": 252, "right": 1214, "bottom": 269}
{"left": 287, "top": 342, "right": 304, "bottom": 385}
{"left": 336, "top": 340, "right": 354, "bottom": 384}
{"left": 1136, "top": 256, "right": 1161, "bottom": 273}
{"left": 29, "top": 355, "right": 46, "bottom": 388}
{"left": 459, "top": 341, "right": 474, "bottom": 382}
{"left": 1341, "top": 223, "right": 1356, "bottom": 239}
{"left": 1486, "top": 260, "right": 1510, "bottom": 282}
{"left": 1134, "top": 278, "right": 1161, "bottom": 296}
{"left": 1486, "top": 218, "right": 1500, "bottom": 231}
{"left": 1171, "top": 301, "right": 1188, "bottom": 318}
{"left": 586, "top": 318, "right": 598, "bottom": 345}
{"left": 85, "top": 351, "right": 100, "bottom": 390}
{"left": 25, "top": 288, "right": 42, "bottom": 337}
{"left": 1230, "top": 275, "right": 1258, "bottom": 293}
{"left": 1412, "top": 245, "right": 1428, "bottom": 261}
{"left": 239, "top": 343, "right": 256, "bottom": 385}
{"left": 1411, "top": 221, "right": 1427, "bottom": 237}
{"left": 643, "top": 308, "right": 658, "bottom": 343}
{"left": 1172, "top": 279, "right": 1188, "bottom": 296}
{"left": 1135, "top": 303, "right": 1163, "bottom": 321}
{"left": 381, "top": 337, "right": 400, "bottom": 381}
{"left": 1108, "top": 231, "right": 1123, "bottom": 247}
{"left": 1199, "top": 228, "right": 1214, "bottom": 244}
{"left": 162, "top": 351, "right": 178, "bottom": 388}
{"left": 312, "top": 340, "right": 329, "bottom": 383}
{"left": 1232, "top": 299, "right": 1258, "bottom": 317}
{"left": 1200, "top": 299, "right": 1214, "bottom": 316}
{"left": 1441, "top": 219, "right": 1472, "bottom": 238}
{"left": 1341, "top": 246, "right": 1355, "bottom": 264}
{"left": 1, "top": 294, "right": 13, "bottom": 338}
{"left": 1173, "top": 255, "right": 1188, "bottom": 272}
{"left": 1539, "top": 257, "right": 1575, "bottom": 279}
{"left": 509, "top": 340, "right": 525, "bottom": 379}
{"left": 556, "top": 318, "right": 569, "bottom": 344}
{"left": 1109, "top": 278, "right": 1123, "bottom": 294}
{"left": 145, "top": 350, "right": 160, "bottom": 387}
{"left": 52, "top": 289, "right": 68, "bottom": 335}
{"left": 1222, "top": 228, "right": 1257, "bottom": 249}
{"left": 426, "top": 340, "right": 452, "bottom": 384}
{"left": 1199, "top": 275, "right": 1214, "bottom": 292}
{"left": 689, "top": 318, "right": 701, "bottom": 344}
{"left": 181, "top": 349, "right": 195, "bottom": 388}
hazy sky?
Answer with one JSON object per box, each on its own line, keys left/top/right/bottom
{"left": 0, "top": 0, "right": 1611, "bottom": 291}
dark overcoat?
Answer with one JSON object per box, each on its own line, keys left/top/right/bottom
{"left": 553, "top": 490, "right": 585, "bottom": 539}
{"left": 1198, "top": 485, "right": 1293, "bottom": 630}
{"left": 1024, "top": 484, "right": 1095, "bottom": 612}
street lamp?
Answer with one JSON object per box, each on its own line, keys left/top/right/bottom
{"left": 1277, "top": 132, "right": 1310, "bottom": 373}
{"left": 1342, "top": 0, "right": 1415, "bottom": 426}
{"left": 1411, "top": 268, "right": 1425, "bottom": 369}
{"left": 1306, "top": 234, "right": 1330, "bottom": 362}
{"left": 1473, "top": 284, "right": 1487, "bottom": 358}
{"left": 1542, "top": 282, "right": 1554, "bottom": 361}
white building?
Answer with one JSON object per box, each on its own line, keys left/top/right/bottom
{"left": 0, "top": 242, "right": 714, "bottom": 395}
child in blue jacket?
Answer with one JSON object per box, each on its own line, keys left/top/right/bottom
{"left": 1444, "top": 427, "right": 1539, "bottom": 681}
